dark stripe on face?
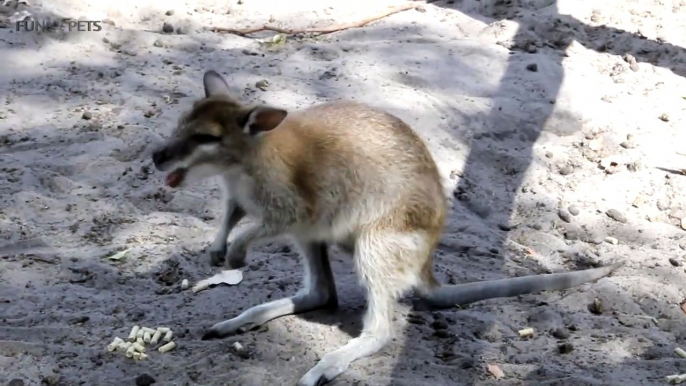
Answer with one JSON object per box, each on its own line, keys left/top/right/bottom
{"left": 189, "top": 134, "right": 222, "bottom": 145}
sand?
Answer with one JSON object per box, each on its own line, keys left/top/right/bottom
{"left": 1, "top": 0, "right": 686, "bottom": 384}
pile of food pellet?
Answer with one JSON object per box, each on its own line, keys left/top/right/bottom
{"left": 107, "top": 326, "right": 177, "bottom": 360}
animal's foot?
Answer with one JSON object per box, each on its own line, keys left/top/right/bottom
{"left": 202, "top": 318, "right": 257, "bottom": 340}
{"left": 296, "top": 354, "right": 348, "bottom": 386}
{"left": 208, "top": 242, "right": 227, "bottom": 266}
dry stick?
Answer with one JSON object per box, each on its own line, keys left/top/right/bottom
{"left": 210, "top": 3, "right": 422, "bottom": 37}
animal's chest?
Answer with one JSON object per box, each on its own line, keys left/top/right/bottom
{"left": 223, "top": 174, "right": 263, "bottom": 217}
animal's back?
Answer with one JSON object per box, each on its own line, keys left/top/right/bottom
{"left": 266, "top": 100, "right": 447, "bottom": 241}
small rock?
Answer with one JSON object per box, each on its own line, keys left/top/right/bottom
{"left": 559, "top": 165, "right": 573, "bottom": 175}
{"left": 162, "top": 22, "right": 174, "bottom": 33}
{"left": 153, "top": 39, "right": 164, "bottom": 48}
{"left": 551, "top": 328, "right": 570, "bottom": 339}
{"left": 431, "top": 319, "right": 448, "bottom": 330}
{"left": 81, "top": 111, "right": 92, "bottom": 120}
{"left": 8, "top": 380, "right": 25, "bottom": 386}
{"left": 558, "top": 342, "right": 574, "bottom": 354}
{"left": 175, "top": 25, "right": 189, "bottom": 34}
{"left": 255, "top": 79, "right": 270, "bottom": 91}
{"left": 135, "top": 374, "right": 156, "bottom": 386}
{"left": 526, "top": 63, "right": 538, "bottom": 72}
{"left": 626, "top": 161, "right": 642, "bottom": 172}
{"left": 69, "top": 316, "right": 90, "bottom": 325}
{"left": 588, "top": 298, "right": 603, "bottom": 315}
{"left": 632, "top": 195, "right": 645, "bottom": 208}
{"left": 568, "top": 205, "right": 580, "bottom": 216}
{"left": 165, "top": 9, "right": 175, "bottom": 16}
{"left": 564, "top": 229, "right": 580, "bottom": 240}
{"left": 620, "top": 141, "right": 636, "bottom": 149}
{"left": 604, "top": 236, "right": 618, "bottom": 245}
{"left": 623, "top": 54, "right": 639, "bottom": 72}
{"left": 669, "top": 257, "right": 682, "bottom": 267}
{"left": 605, "top": 209, "right": 627, "bottom": 223}
{"left": 659, "top": 113, "right": 670, "bottom": 122}
{"left": 681, "top": 218, "right": 686, "bottom": 231}
{"left": 558, "top": 209, "right": 573, "bottom": 223}
{"left": 433, "top": 330, "right": 450, "bottom": 338}
{"left": 582, "top": 233, "right": 604, "bottom": 245}
{"left": 657, "top": 198, "right": 671, "bottom": 211}
{"left": 545, "top": 151, "right": 553, "bottom": 158}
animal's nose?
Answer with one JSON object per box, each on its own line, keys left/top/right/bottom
{"left": 152, "top": 148, "right": 166, "bottom": 166}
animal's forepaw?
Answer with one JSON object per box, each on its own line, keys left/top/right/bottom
{"left": 208, "top": 242, "right": 227, "bottom": 266}
{"left": 297, "top": 356, "right": 348, "bottom": 386}
{"left": 225, "top": 244, "right": 247, "bottom": 269}
{"left": 203, "top": 319, "right": 256, "bottom": 340}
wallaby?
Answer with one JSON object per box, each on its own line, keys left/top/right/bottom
{"left": 151, "top": 70, "right": 623, "bottom": 386}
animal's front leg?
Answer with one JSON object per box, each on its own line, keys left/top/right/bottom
{"left": 223, "top": 221, "right": 284, "bottom": 269}
{"left": 208, "top": 199, "right": 247, "bottom": 266}
{"left": 203, "top": 242, "right": 337, "bottom": 338}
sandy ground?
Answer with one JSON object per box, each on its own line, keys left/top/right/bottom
{"left": 1, "top": 0, "right": 686, "bottom": 385}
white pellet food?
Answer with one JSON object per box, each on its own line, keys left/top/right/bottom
{"left": 163, "top": 330, "right": 173, "bottom": 342}
{"left": 518, "top": 328, "right": 534, "bottom": 338}
{"left": 159, "top": 341, "right": 177, "bottom": 353}
{"left": 128, "top": 326, "right": 140, "bottom": 342}
{"left": 150, "top": 329, "right": 163, "bottom": 345}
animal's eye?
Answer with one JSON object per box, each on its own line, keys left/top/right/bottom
{"left": 190, "top": 134, "right": 222, "bottom": 144}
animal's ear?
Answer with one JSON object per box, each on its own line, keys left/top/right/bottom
{"left": 203, "top": 70, "right": 231, "bottom": 98}
{"left": 242, "top": 106, "right": 288, "bottom": 135}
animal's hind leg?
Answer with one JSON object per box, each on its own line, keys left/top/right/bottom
{"left": 297, "top": 230, "right": 424, "bottom": 386}
{"left": 203, "top": 241, "right": 337, "bottom": 339}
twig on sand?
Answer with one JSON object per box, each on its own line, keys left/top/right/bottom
{"left": 210, "top": 3, "right": 422, "bottom": 37}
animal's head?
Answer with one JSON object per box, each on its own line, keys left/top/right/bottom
{"left": 151, "top": 70, "right": 288, "bottom": 188}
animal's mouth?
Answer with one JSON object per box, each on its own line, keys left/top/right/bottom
{"left": 165, "top": 168, "right": 187, "bottom": 188}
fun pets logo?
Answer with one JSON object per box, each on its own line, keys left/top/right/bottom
{"left": 14, "top": 17, "right": 103, "bottom": 32}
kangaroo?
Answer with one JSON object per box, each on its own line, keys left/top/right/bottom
{"left": 151, "top": 70, "right": 623, "bottom": 386}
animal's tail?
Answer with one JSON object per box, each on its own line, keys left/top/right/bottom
{"left": 416, "top": 262, "right": 624, "bottom": 310}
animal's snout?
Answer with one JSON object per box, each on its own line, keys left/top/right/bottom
{"left": 152, "top": 146, "right": 168, "bottom": 168}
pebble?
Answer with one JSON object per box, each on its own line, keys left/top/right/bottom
{"left": 559, "top": 165, "right": 573, "bottom": 175}
{"left": 153, "top": 39, "right": 164, "bottom": 48}
{"left": 564, "top": 229, "right": 580, "bottom": 240}
{"left": 620, "top": 141, "right": 636, "bottom": 149}
{"left": 568, "top": 205, "right": 580, "bottom": 216}
{"left": 657, "top": 198, "right": 671, "bottom": 211}
{"left": 588, "top": 298, "right": 603, "bottom": 315}
{"left": 135, "top": 374, "right": 156, "bottom": 386}
{"left": 558, "top": 342, "right": 575, "bottom": 354}
{"left": 623, "top": 54, "right": 639, "bottom": 72}
{"left": 605, "top": 209, "right": 627, "bottom": 223}
{"left": 526, "top": 63, "right": 538, "bottom": 72}
{"left": 255, "top": 79, "right": 270, "bottom": 91}
{"left": 8, "top": 380, "right": 25, "bottom": 386}
{"left": 670, "top": 209, "right": 686, "bottom": 220}
{"left": 681, "top": 218, "right": 686, "bottom": 231}
{"left": 558, "top": 209, "right": 573, "bottom": 223}
{"left": 669, "top": 257, "right": 682, "bottom": 267}
{"left": 551, "top": 328, "right": 570, "bottom": 339}
{"left": 165, "top": 10, "right": 175, "bottom": 16}
{"left": 659, "top": 113, "right": 670, "bottom": 122}
{"left": 162, "top": 22, "right": 174, "bottom": 33}
{"left": 81, "top": 111, "right": 92, "bottom": 120}
{"left": 632, "top": 195, "right": 645, "bottom": 208}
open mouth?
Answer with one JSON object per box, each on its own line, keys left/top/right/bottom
{"left": 165, "top": 168, "right": 187, "bottom": 188}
